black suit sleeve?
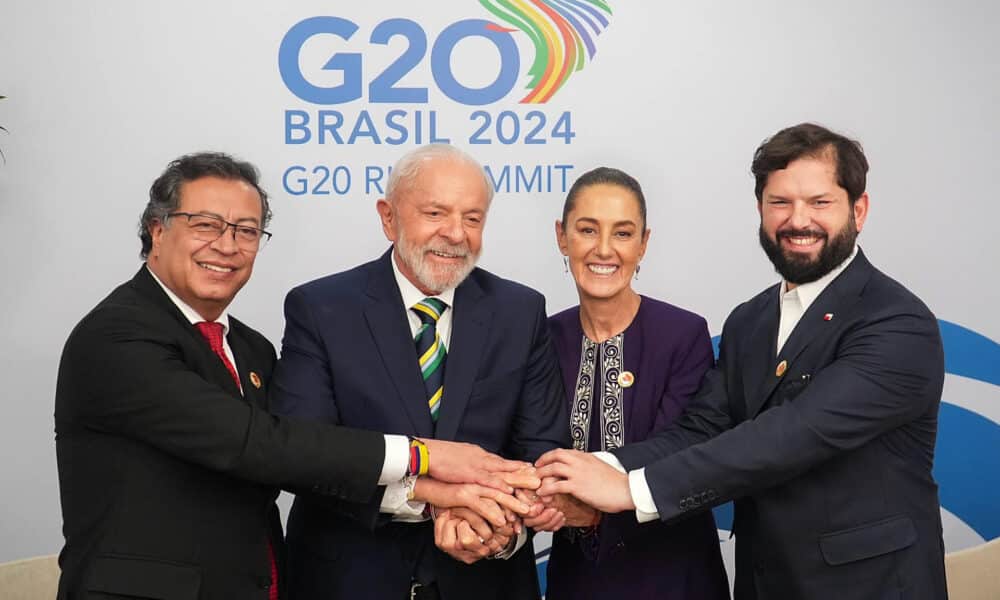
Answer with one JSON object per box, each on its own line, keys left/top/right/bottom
{"left": 633, "top": 308, "right": 943, "bottom": 523}
{"left": 269, "top": 287, "right": 390, "bottom": 529}
{"left": 57, "top": 303, "right": 384, "bottom": 503}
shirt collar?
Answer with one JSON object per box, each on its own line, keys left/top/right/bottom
{"left": 146, "top": 264, "right": 231, "bottom": 334}
{"left": 779, "top": 244, "right": 859, "bottom": 313}
{"left": 390, "top": 249, "right": 456, "bottom": 310}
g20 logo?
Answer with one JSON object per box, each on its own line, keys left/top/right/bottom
{"left": 278, "top": 2, "right": 613, "bottom": 106}
{"left": 279, "top": 17, "right": 520, "bottom": 106}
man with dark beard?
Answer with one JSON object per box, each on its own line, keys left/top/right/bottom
{"left": 535, "top": 123, "right": 948, "bottom": 600}
{"left": 270, "top": 144, "right": 568, "bottom": 600}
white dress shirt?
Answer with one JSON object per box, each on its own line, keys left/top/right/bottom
{"left": 598, "top": 245, "right": 859, "bottom": 522}
{"left": 776, "top": 245, "right": 858, "bottom": 353}
{"left": 146, "top": 265, "right": 410, "bottom": 488}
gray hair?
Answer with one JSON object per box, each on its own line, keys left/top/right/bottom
{"left": 385, "top": 144, "right": 494, "bottom": 204}
{"left": 139, "top": 152, "right": 271, "bottom": 258}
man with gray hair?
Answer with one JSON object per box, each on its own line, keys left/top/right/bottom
{"left": 55, "top": 151, "right": 525, "bottom": 600}
{"left": 271, "top": 144, "right": 569, "bottom": 600}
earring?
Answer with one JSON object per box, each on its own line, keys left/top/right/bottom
{"left": 563, "top": 256, "right": 569, "bottom": 273}
{"left": 634, "top": 263, "right": 641, "bottom": 280}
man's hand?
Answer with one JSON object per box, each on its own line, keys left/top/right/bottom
{"left": 498, "top": 467, "right": 542, "bottom": 491}
{"left": 413, "top": 478, "right": 531, "bottom": 528}
{"left": 546, "top": 493, "right": 599, "bottom": 528}
{"left": 453, "top": 507, "right": 514, "bottom": 553}
{"left": 516, "top": 479, "right": 565, "bottom": 532}
{"left": 434, "top": 508, "right": 515, "bottom": 564}
{"left": 535, "top": 449, "right": 635, "bottom": 513}
{"left": 422, "top": 439, "right": 528, "bottom": 492}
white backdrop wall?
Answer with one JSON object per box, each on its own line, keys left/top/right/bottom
{"left": 1, "top": 0, "right": 997, "bottom": 581}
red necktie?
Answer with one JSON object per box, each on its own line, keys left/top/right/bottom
{"left": 195, "top": 321, "right": 279, "bottom": 600}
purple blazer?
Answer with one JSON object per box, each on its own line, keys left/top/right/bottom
{"left": 545, "top": 296, "right": 730, "bottom": 600}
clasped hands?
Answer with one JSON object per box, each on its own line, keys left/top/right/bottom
{"left": 417, "top": 442, "right": 631, "bottom": 564}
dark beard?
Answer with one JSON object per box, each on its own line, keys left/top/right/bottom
{"left": 758, "top": 217, "right": 857, "bottom": 285}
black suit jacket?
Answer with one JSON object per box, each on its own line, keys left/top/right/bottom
{"left": 55, "top": 267, "right": 386, "bottom": 600}
{"left": 613, "top": 250, "right": 947, "bottom": 600}
{"left": 270, "top": 249, "right": 569, "bottom": 600}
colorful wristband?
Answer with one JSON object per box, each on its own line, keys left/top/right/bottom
{"left": 407, "top": 437, "right": 429, "bottom": 477}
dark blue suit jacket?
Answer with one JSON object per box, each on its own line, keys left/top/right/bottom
{"left": 613, "top": 250, "right": 947, "bottom": 600}
{"left": 271, "top": 249, "right": 569, "bottom": 600}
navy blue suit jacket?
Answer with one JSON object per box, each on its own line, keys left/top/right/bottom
{"left": 271, "top": 249, "right": 569, "bottom": 600}
{"left": 613, "top": 250, "right": 947, "bottom": 600}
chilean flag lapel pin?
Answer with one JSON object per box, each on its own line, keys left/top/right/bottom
{"left": 823, "top": 313, "right": 834, "bottom": 321}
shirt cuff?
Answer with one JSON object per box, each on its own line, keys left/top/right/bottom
{"left": 379, "top": 478, "right": 428, "bottom": 519}
{"left": 379, "top": 434, "right": 410, "bottom": 485}
{"left": 593, "top": 451, "right": 627, "bottom": 473}
{"left": 628, "top": 468, "right": 660, "bottom": 523}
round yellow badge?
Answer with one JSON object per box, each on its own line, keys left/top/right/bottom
{"left": 618, "top": 371, "right": 635, "bottom": 388}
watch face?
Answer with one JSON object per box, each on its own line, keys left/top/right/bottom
{"left": 404, "top": 475, "right": 418, "bottom": 501}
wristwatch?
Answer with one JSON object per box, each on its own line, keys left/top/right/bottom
{"left": 403, "top": 475, "right": 419, "bottom": 501}
{"left": 488, "top": 535, "right": 518, "bottom": 560}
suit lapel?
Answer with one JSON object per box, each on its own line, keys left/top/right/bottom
{"left": 435, "top": 273, "right": 493, "bottom": 441}
{"left": 750, "top": 251, "right": 873, "bottom": 416}
{"left": 229, "top": 323, "right": 265, "bottom": 407}
{"left": 363, "top": 252, "right": 435, "bottom": 437}
{"left": 743, "top": 287, "right": 780, "bottom": 418}
{"left": 132, "top": 267, "right": 243, "bottom": 399}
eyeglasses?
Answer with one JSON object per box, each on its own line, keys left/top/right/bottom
{"left": 168, "top": 212, "right": 272, "bottom": 251}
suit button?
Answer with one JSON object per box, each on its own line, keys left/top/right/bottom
{"left": 257, "top": 576, "right": 271, "bottom": 589}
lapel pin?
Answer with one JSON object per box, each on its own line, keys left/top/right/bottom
{"left": 823, "top": 313, "right": 834, "bottom": 321}
{"left": 249, "top": 372, "right": 262, "bottom": 389}
{"left": 618, "top": 371, "right": 635, "bottom": 388}
{"left": 775, "top": 360, "right": 788, "bottom": 378}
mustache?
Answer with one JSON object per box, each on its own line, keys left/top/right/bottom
{"left": 424, "top": 242, "right": 471, "bottom": 258}
{"left": 776, "top": 228, "right": 828, "bottom": 240}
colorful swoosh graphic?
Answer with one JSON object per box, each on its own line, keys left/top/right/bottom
{"left": 479, "top": 0, "right": 613, "bottom": 103}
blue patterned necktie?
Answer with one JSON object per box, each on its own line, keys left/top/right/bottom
{"left": 412, "top": 298, "right": 447, "bottom": 422}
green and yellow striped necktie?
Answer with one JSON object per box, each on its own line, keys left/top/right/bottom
{"left": 412, "top": 297, "right": 447, "bottom": 422}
